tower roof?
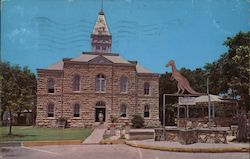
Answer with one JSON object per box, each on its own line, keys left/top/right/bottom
{"left": 92, "top": 11, "right": 110, "bottom": 36}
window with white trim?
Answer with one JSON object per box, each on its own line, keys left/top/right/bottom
{"left": 120, "top": 104, "right": 127, "bottom": 118}
{"left": 96, "top": 74, "right": 106, "bottom": 92}
{"left": 73, "top": 75, "right": 80, "bottom": 91}
{"left": 47, "top": 78, "right": 54, "bottom": 93}
{"left": 74, "top": 103, "right": 80, "bottom": 117}
{"left": 120, "top": 76, "right": 128, "bottom": 93}
{"left": 144, "top": 82, "right": 150, "bottom": 95}
{"left": 47, "top": 103, "right": 54, "bottom": 117}
{"left": 144, "top": 104, "right": 150, "bottom": 117}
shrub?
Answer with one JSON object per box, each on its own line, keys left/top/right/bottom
{"left": 110, "top": 115, "right": 118, "bottom": 123}
{"left": 58, "top": 117, "right": 67, "bottom": 122}
{"left": 131, "top": 115, "right": 144, "bottom": 128}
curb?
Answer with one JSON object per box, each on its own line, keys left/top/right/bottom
{"left": 100, "top": 139, "right": 125, "bottom": 145}
{"left": 125, "top": 141, "right": 250, "bottom": 153}
{"left": 0, "top": 141, "right": 22, "bottom": 147}
{"left": 23, "top": 140, "right": 82, "bottom": 146}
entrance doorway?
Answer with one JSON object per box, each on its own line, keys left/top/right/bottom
{"left": 95, "top": 108, "right": 106, "bottom": 122}
{"left": 95, "top": 101, "right": 106, "bottom": 122}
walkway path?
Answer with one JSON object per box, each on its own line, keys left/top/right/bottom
{"left": 82, "top": 123, "right": 106, "bottom": 144}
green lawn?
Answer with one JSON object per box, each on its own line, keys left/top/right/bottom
{"left": 0, "top": 126, "right": 93, "bottom": 141}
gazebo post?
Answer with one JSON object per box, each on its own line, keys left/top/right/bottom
{"left": 208, "top": 94, "right": 211, "bottom": 128}
{"left": 177, "top": 104, "right": 180, "bottom": 127}
{"left": 207, "top": 78, "right": 211, "bottom": 128}
{"left": 212, "top": 103, "right": 215, "bottom": 118}
{"left": 163, "top": 94, "right": 166, "bottom": 140}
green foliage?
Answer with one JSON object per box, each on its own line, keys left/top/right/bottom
{"left": 110, "top": 115, "right": 118, "bottom": 123}
{"left": 205, "top": 31, "right": 250, "bottom": 110}
{"left": 58, "top": 117, "right": 67, "bottom": 122}
{"left": 131, "top": 115, "right": 144, "bottom": 128}
{"left": 0, "top": 61, "right": 36, "bottom": 134}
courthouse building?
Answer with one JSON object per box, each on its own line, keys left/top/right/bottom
{"left": 36, "top": 10, "right": 160, "bottom": 127}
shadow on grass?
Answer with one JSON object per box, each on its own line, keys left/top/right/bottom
{"left": 3, "top": 134, "right": 37, "bottom": 138}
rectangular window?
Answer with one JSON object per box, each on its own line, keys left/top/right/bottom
{"left": 96, "top": 79, "right": 100, "bottom": 91}
{"left": 144, "top": 105, "right": 150, "bottom": 117}
{"left": 74, "top": 112, "right": 80, "bottom": 117}
{"left": 48, "top": 79, "right": 55, "bottom": 93}
{"left": 47, "top": 104, "right": 54, "bottom": 117}
{"left": 101, "top": 79, "right": 105, "bottom": 91}
{"left": 120, "top": 105, "right": 127, "bottom": 118}
{"left": 48, "top": 88, "right": 54, "bottom": 93}
{"left": 144, "top": 82, "right": 150, "bottom": 95}
{"left": 48, "top": 112, "right": 54, "bottom": 117}
{"left": 120, "top": 76, "right": 128, "bottom": 93}
{"left": 74, "top": 104, "right": 80, "bottom": 117}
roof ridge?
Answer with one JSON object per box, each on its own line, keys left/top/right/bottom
{"left": 82, "top": 52, "right": 119, "bottom": 56}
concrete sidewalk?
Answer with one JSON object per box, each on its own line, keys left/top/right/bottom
{"left": 125, "top": 139, "right": 250, "bottom": 153}
{"left": 82, "top": 128, "right": 106, "bottom": 144}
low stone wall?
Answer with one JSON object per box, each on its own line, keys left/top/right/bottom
{"left": 178, "top": 129, "right": 198, "bottom": 144}
{"left": 129, "top": 129, "right": 155, "bottom": 140}
{"left": 198, "top": 129, "right": 227, "bottom": 143}
{"left": 155, "top": 128, "right": 227, "bottom": 144}
{"left": 178, "top": 117, "right": 236, "bottom": 128}
{"left": 144, "top": 119, "right": 161, "bottom": 128}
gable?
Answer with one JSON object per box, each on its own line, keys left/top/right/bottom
{"left": 88, "top": 55, "right": 113, "bottom": 64}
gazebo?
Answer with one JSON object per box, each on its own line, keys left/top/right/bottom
{"left": 176, "top": 94, "right": 238, "bottom": 128}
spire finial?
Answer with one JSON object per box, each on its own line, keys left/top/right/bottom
{"left": 99, "top": 0, "right": 104, "bottom": 15}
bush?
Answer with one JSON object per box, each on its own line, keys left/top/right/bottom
{"left": 110, "top": 115, "right": 118, "bottom": 123}
{"left": 131, "top": 115, "right": 144, "bottom": 128}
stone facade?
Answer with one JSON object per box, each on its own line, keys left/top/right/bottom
{"left": 36, "top": 10, "right": 160, "bottom": 128}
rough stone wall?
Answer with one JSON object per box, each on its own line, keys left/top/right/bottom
{"left": 36, "top": 62, "right": 160, "bottom": 127}
{"left": 112, "top": 66, "right": 137, "bottom": 122}
{"left": 36, "top": 71, "right": 63, "bottom": 127}
{"left": 62, "top": 63, "right": 113, "bottom": 127}
{"left": 137, "top": 75, "right": 160, "bottom": 127}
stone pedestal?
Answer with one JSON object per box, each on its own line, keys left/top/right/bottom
{"left": 110, "top": 125, "right": 116, "bottom": 136}
{"left": 125, "top": 125, "right": 130, "bottom": 134}
{"left": 178, "top": 129, "right": 198, "bottom": 145}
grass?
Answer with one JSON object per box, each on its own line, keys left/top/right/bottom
{"left": 0, "top": 126, "right": 93, "bottom": 141}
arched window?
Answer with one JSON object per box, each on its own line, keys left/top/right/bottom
{"left": 144, "top": 105, "right": 150, "bottom": 117}
{"left": 120, "top": 76, "right": 128, "bottom": 93}
{"left": 73, "top": 75, "right": 80, "bottom": 91}
{"left": 96, "top": 74, "right": 106, "bottom": 92}
{"left": 74, "top": 103, "right": 80, "bottom": 117}
{"left": 47, "top": 78, "right": 54, "bottom": 93}
{"left": 47, "top": 103, "right": 54, "bottom": 117}
{"left": 120, "top": 104, "right": 127, "bottom": 118}
{"left": 144, "top": 82, "right": 150, "bottom": 95}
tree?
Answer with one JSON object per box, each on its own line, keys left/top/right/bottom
{"left": 206, "top": 31, "right": 249, "bottom": 110}
{"left": 0, "top": 62, "right": 36, "bottom": 135}
{"left": 204, "top": 31, "right": 250, "bottom": 142}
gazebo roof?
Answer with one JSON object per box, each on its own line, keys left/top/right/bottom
{"left": 194, "top": 94, "right": 224, "bottom": 103}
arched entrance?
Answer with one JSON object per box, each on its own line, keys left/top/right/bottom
{"left": 95, "top": 101, "right": 106, "bottom": 122}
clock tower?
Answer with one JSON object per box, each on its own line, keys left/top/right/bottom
{"left": 91, "top": 10, "right": 112, "bottom": 53}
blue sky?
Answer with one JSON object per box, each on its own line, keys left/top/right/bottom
{"left": 1, "top": 0, "right": 249, "bottom": 73}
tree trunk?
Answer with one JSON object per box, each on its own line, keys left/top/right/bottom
{"left": 8, "top": 109, "right": 12, "bottom": 135}
{"left": 237, "top": 110, "right": 247, "bottom": 142}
